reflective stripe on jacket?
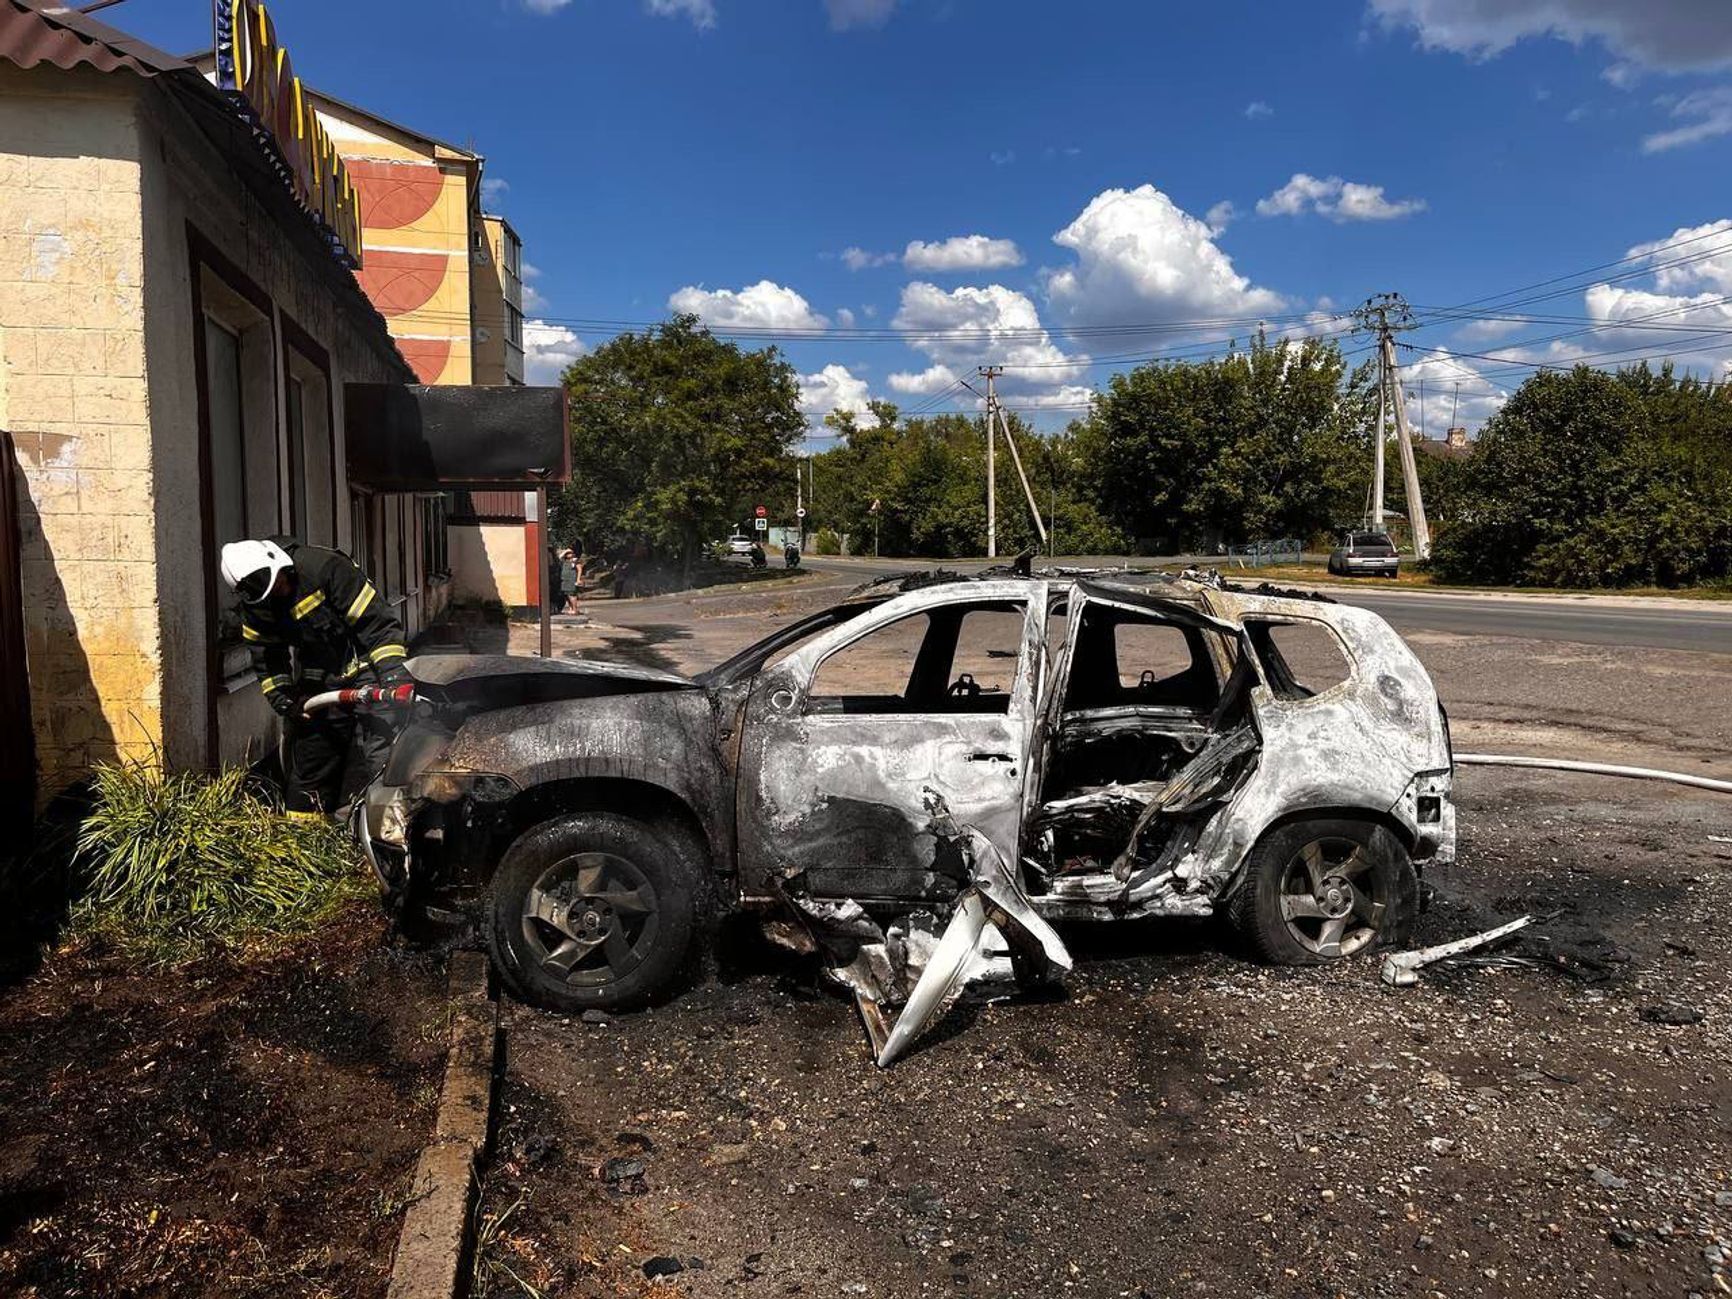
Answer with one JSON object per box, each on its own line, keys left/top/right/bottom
{"left": 238, "top": 536, "right": 407, "bottom": 695}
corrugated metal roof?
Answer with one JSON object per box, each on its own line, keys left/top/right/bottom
{"left": 0, "top": 1, "right": 189, "bottom": 77}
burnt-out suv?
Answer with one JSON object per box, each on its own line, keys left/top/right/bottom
{"left": 357, "top": 571, "right": 1454, "bottom": 1018}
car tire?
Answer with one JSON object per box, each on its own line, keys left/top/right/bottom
{"left": 1228, "top": 817, "right": 1418, "bottom": 965}
{"left": 484, "top": 812, "right": 710, "bottom": 1012}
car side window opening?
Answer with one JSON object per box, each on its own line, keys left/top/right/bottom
{"left": 808, "top": 600, "right": 1028, "bottom": 715}
{"left": 1062, "top": 605, "right": 1220, "bottom": 712}
{"left": 1245, "top": 618, "right": 1354, "bottom": 700}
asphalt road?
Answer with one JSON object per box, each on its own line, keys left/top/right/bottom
{"left": 797, "top": 554, "right": 1732, "bottom": 653}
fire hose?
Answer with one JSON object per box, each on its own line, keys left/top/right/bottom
{"left": 299, "top": 683, "right": 418, "bottom": 714}
{"left": 1455, "top": 752, "right": 1732, "bottom": 795}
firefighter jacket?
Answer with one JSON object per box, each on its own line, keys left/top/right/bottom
{"left": 238, "top": 537, "right": 407, "bottom": 714}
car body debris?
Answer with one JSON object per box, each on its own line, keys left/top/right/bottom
{"left": 352, "top": 568, "right": 1458, "bottom": 1061}
{"left": 1381, "top": 915, "right": 1533, "bottom": 986}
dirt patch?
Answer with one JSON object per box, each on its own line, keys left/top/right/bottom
{"left": 474, "top": 773, "right": 1732, "bottom": 1297}
{"left": 0, "top": 905, "right": 447, "bottom": 1299}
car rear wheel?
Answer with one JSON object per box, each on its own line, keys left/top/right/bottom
{"left": 484, "top": 812, "right": 707, "bottom": 1011}
{"left": 1228, "top": 818, "right": 1418, "bottom": 965}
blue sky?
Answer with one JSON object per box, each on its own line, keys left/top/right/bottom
{"left": 124, "top": 0, "right": 1732, "bottom": 435}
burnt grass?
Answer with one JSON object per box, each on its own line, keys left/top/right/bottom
{"left": 475, "top": 770, "right": 1732, "bottom": 1298}
{"left": 0, "top": 904, "right": 447, "bottom": 1299}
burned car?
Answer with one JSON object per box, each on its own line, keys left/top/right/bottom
{"left": 357, "top": 571, "right": 1454, "bottom": 1055}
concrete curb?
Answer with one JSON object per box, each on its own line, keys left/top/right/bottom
{"left": 387, "top": 951, "right": 499, "bottom": 1299}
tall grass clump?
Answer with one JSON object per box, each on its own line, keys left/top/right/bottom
{"left": 74, "top": 760, "right": 366, "bottom": 957}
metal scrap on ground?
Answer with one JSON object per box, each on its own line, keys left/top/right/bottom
{"left": 1380, "top": 915, "right": 1533, "bottom": 987}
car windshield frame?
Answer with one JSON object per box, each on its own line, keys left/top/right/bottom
{"left": 695, "top": 598, "right": 887, "bottom": 687}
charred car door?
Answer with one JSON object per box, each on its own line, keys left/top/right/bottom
{"left": 736, "top": 581, "right": 1047, "bottom": 903}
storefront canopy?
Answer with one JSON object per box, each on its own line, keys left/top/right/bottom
{"left": 344, "top": 384, "right": 570, "bottom": 490}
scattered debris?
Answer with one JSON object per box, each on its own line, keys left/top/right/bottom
{"left": 642, "top": 1256, "right": 685, "bottom": 1279}
{"left": 1381, "top": 915, "right": 1534, "bottom": 986}
{"left": 600, "top": 1156, "right": 648, "bottom": 1196}
{"left": 518, "top": 1132, "right": 559, "bottom": 1170}
{"left": 1639, "top": 1002, "right": 1705, "bottom": 1026}
{"left": 782, "top": 804, "right": 1074, "bottom": 1067}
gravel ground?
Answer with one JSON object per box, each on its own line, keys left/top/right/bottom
{"left": 460, "top": 578, "right": 1732, "bottom": 1299}
{"left": 474, "top": 771, "right": 1732, "bottom": 1298}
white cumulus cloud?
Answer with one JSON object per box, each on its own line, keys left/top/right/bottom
{"left": 799, "top": 364, "right": 878, "bottom": 430}
{"left": 1366, "top": 0, "right": 1732, "bottom": 73}
{"left": 895, "top": 281, "right": 1088, "bottom": 385}
{"left": 524, "top": 320, "right": 586, "bottom": 385}
{"left": 667, "top": 280, "right": 828, "bottom": 331}
{"left": 1256, "top": 173, "right": 1428, "bottom": 222}
{"left": 902, "top": 235, "right": 1025, "bottom": 273}
{"left": 1044, "top": 184, "right": 1285, "bottom": 332}
{"left": 1244, "top": 100, "right": 1275, "bottom": 118}
{"left": 886, "top": 364, "right": 960, "bottom": 396}
{"left": 1204, "top": 200, "right": 1237, "bottom": 235}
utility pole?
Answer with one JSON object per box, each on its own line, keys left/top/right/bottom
{"left": 979, "top": 366, "right": 1001, "bottom": 558}
{"left": 993, "top": 398, "right": 1048, "bottom": 551}
{"left": 794, "top": 455, "right": 803, "bottom": 552}
{"left": 1372, "top": 383, "right": 1387, "bottom": 530}
{"left": 1353, "top": 293, "right": 1431, "bottom": 560}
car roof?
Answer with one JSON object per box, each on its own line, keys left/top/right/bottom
{"left": 842, "top": 565, "right": 1335, "bottom": 609}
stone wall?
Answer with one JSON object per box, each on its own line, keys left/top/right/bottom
{"left": 0, "top": 68, "right": 159, "bottom": 795}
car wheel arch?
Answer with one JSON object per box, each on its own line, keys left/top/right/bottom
{"left": 503, "top": 777, "right": 720, "bottom": 883}
{"left": 1216, "top": 804, "right": 1419, "bottom": 901}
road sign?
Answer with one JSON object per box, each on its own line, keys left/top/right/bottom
{"left": 796, "top": 507, "right": 807, "bottom": 519}
{"left": 754, "top": 517, "right": 767, "bottom": 531}
{"left": 754, "top": 504, "right": 767, "bottom": 518}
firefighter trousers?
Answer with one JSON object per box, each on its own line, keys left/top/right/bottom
{"left": 284, "top": 709, "right": 396, "bottom": 815}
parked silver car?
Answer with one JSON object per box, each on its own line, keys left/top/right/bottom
{"left": 1328, "top": 530, "right": 1401, "bottom": 577}
{"left": 357, "top": 569, "right": 1455, "bottom": 1055}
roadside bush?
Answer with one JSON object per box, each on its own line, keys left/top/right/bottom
{"left": 73, "top": 761, "right": 366, "bottom": 957}
{"left": 1431, "top": 365, "right": 1732, "bottom": 588}
{"left": 815, "top": 527, "right": 843, "bottom": 555}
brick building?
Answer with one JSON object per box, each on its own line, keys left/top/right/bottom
{"left": 0, "top": 1, "right": 561, "bottom": 815}
{"left": 288, "top": 83, "right": 539, "bottom": 608}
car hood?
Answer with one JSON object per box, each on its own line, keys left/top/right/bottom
{"left": 406, "top": 653, "right": 696, "bottom": 707}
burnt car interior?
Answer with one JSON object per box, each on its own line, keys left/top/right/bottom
{"left": 1027, "top": 596, "right": 1255, "bottom": 886}
{"left": 806, "top": 600, "right": 1028, "bottom": 715}
{"left": 1048, "top": 602, "right": 1221, "bottom": 791}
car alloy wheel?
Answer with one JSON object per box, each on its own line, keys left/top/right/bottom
{"left": 1276, "top": 836, "right": 1388, "bottom": 958}
{"left": 521, "top": 851, "right": 662, "bottom": 988}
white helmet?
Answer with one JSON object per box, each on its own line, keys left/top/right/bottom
{"left": 220, "top": 538, "right": 292, "bottom": 604}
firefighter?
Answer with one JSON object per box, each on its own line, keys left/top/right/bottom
{"left": 219, "top": 536, "right": 409, "bottom": 817}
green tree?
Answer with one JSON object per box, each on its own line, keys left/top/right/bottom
{"left": 1075, "top": 335, "right": 1375, "bottom": 551}
{"left": 1430, "top": 364, "right": 1732, "bottom": 587}
{"left": 549, "top": 316, "right": 804, "bottom": 576}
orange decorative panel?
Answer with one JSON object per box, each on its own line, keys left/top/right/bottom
{"left": 355, "top": 249, "right": 452, "bottom": 317}
{"left": 395, "top": 338, "right": 453, "bottom": 384}
{"left": 347, "top": 158, "right": 445, "bottom": 231}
